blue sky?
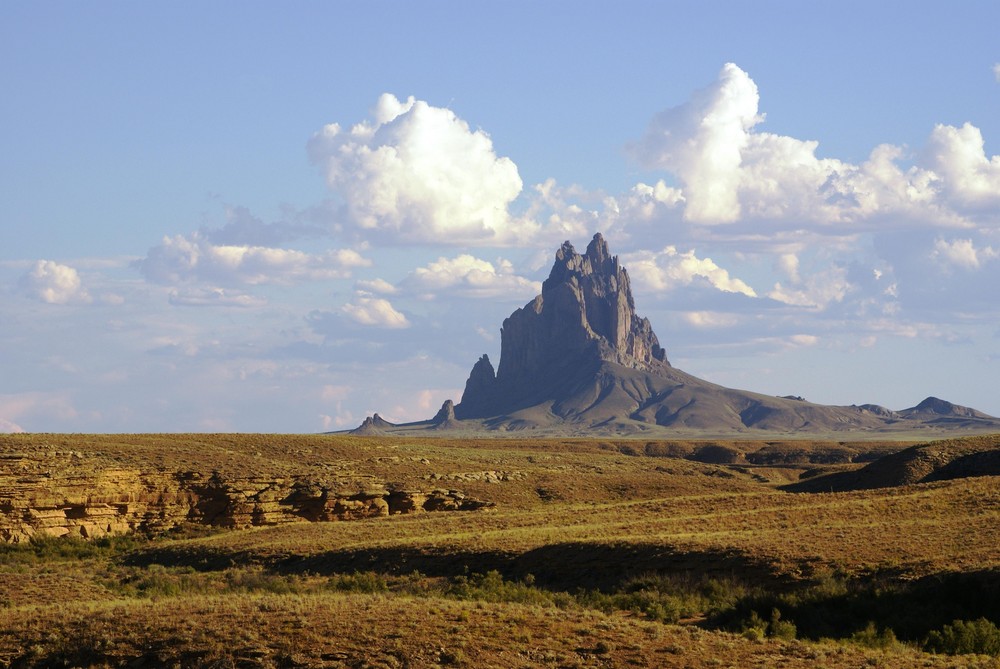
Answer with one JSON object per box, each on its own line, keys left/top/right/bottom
{"left": 2, "top": 1, "right": 999, "bottom": 432}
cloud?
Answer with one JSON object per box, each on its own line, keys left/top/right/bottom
{"left": 629, "top": 62, "right": 999, "bottom": 231}
{"left": 135, "top": 232, "right": 370, "bottom": 286}
{"left": 204, "top": 205, "right": 325, "bottom": 247}
{"left": 402, "top": 254, "right": 541, "bottom": 299}
{"left": 308, "top": 93, "right": 530, "bottom": 244}
{"left": 617, "top": 180, "right": 685, "bottom": 223}
{"left": 682, "top": 311, "right": 740, "bottom": 328}
{"left": 354, "top": 278, "right": 397, "bottom": 295}
{"left": 923, "top": 122, "right": 1000, "bottom": 209}
{"left": 341, "top": 295, "right": 410, "bottom": 328}
{"left": 624, "top": 246, "right": 757, "bottom": 296}
{"left": 0, "top": 391, "right": 79, "bottom": 429}
{"left": 994, "top": 63, "right": 1000, "bottom": 83}
{"left": 775, "top": 253, "right": 801, "bottom": 283}
{"left": 167, "top": 287, "right": 269, "bottom": 307}
{"left": 0, "top": 418, "right": 24, "bottom": 433}
{"left": 768, "top": 265, "right": 851, "bottom": 309}
{"left": 788, "top": 334, "right": 819, "bottom": 347}
{"left": 633, "top": 63, "right": 762, "bottom": 223}
{"left": 932, "top": 238, "right": 998, "bottom": 270}
{"left": 18, "top": 260, "right": 91, "bottom": 304}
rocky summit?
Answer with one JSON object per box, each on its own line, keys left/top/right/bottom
{"left": 456, "top": 233, "right": 667, "bottom": 420}
{"left": 354, "top": 233, "right": 1000, "bottom": 436}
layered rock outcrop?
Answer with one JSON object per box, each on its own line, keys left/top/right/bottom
{"left": 0, "top": 452, "right": 492, "bottom": 544}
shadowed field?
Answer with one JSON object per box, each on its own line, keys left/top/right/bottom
{"left": 1, "top": 433, "right": 999, "bottom": 667}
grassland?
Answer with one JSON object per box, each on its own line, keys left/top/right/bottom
{"left": 1, "top": 433, "right": 999, "bottom": 668}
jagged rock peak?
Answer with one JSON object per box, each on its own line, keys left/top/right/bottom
{"left": 545, "top": 233, "right": 617, "bottom": 288}
{"left": 586, "top": 232, "right": 612, "bottom": 266}
{"left": 432, "top": 399, "right": 456, "bottom": 424}
{"left": 350, "top": 413, "right": 395, "bottom": 435}
{"left": 369, "top": 413, "right": 394, "bottom": 427}
{"left": 531, "top": 232, "right": 666, "bottom": 367}
{"left": 455, "top": 355, "right": 497, "bottom": 419}
{"left": 457, "top": 233, "right": 668, "bottom": 419}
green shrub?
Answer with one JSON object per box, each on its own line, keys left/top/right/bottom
{"left": 447, "top": 571, "right": 554, "bottom": 607}
{"left": 740, "top": 611, "right": 767, "bottom": 641}
{"left": 849, "top": 621, "right": 899, "bottom": 650}
{"left": 327, "top": 571, "right": 389, "bottom": 594}
{"left": 768, "top": 608, "right": 797, "bottom": 641}
{"left": 925, "top": 618, "right": 1000, "bottom": 656}
{"left": 738, "top": 609, "right": 796, "bottom": 641}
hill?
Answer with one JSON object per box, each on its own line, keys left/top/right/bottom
{"left": 786, "top": 433, "right": 1000, "bottom": 492}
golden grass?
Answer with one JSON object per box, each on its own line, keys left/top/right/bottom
{"left": 1, "top": 433, "right": 999, "bottom": 667}
{"left": 1, "top": 592, "right": 994, "bottom": 669}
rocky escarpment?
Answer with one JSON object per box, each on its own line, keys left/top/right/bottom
{"left": 0, "top": 451, "right": 491, "bottom": 544}
{"left": 456, "top": 234, "right": 667, "bottom": 420}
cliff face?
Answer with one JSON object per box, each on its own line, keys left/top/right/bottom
{"left": 0, "top": 451, "right": 490, "bottom": 544}
{"left": 456, "top": 234, "right": 667, "bottom": 419}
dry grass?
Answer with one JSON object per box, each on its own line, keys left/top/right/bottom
{"left": 3, "top": 592, "right": 997, "bottom": 669}
{"left": 1, "top": 432, "right": 999, "bottom": 668}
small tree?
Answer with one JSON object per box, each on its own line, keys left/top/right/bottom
{"left": 926, "top": 618, "right": 1000, "bottom": 656}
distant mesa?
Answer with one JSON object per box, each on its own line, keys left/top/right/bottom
{"left": 351, "top": 233, "right": 1000, "bottom": 437}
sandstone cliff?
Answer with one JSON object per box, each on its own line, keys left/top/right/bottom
{"left": 0, "top": 439, "right": 492, "bottom": 544}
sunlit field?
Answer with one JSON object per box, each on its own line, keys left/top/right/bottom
{"left": 1, "top": 433, "right": 999, "bottom": 668}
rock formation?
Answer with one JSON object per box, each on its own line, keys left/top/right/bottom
{"left": 357, "top": 233, "right": 1000, "bottom": 436}
{"left": 0, "top": 451, "right": 492, "bottom": 544}
{"left": 350, "top": 413, "right": 395, "bottom": 436}
{"left": 456, "top": 233, "right": 667, "bottom": 420}
{"left": 430, "top": 399, "right": 460, "bottom": 430}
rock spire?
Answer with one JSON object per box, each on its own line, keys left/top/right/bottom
{"left": 455, "top": 233, "right": 667, "bottom": 419}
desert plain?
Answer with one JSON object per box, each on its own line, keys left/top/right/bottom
{"left": 1, "top": 431, "right": 999, "bottom": 668}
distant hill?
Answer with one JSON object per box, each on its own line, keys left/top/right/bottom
{"left": 785, "top": 434, "right": 1000, "bottom": 492}
{"left": 352, "top": 234, "right": 1000, "bottom": 437}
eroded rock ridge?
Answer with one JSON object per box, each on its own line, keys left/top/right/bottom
{"left": 0, "top": 454, "right": 492, "bottom": 544}
{"left": 456, "top": 233, "right": 667, "bottom": 419}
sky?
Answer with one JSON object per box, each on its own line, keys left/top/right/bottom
{"left": 2, "top": 1, "right": 1000, "bottom": 433}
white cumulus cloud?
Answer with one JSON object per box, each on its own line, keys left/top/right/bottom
{"left": 633, "top": 63, "right": 761, "bottom": 223}
{"left": 402, "top": 254, "right": 541, "bottom": 299}
{"left": 341, "top": 295, "right": 410, "bottom": 329}
{"left": 630, "top": 62, "right": 999, "bottom": 231}
{"left": 624, "top": 246, "right": 757, "bottom": 296}
{"left": 136, "top": 232, "right": 370, "bottom": 286}
{"left": 309, "top": 93, "right": 530, "bottom": 244}
{"left": 19, "top": 260, "right": 91, "bottom": 304}
{"left": 932, "top": 238, "right": 998, "bottom": 270}
{"left": 354, "top": 278, "right": 398, "bottom": 295}
{"left": 923, "top": 122, "right": 1000, "bottom": 209}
